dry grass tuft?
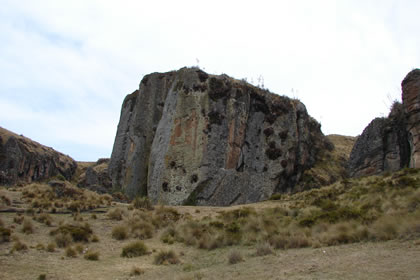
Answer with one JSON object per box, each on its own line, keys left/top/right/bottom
{"left": 65, "top": 246, "right": 77, "bottom": 258}
{"left": 228, "top": 250, "right": 243, "bottom": 264}
{"left": 84, "top": 249, "right": 100, "bottom": 261}
{"left": 46, "top": 242, "right": 56, "bottom": 252}
{"left": 107, "top": 208, "right": 125, "bottom": 221}
{"left": 112, "top": 225, "right": 129, "bottom": 240}
{"left": 121, "top": 241, "right": 149, "bottom": 258}
{"left": 12, "top": 240, "right": 28, "bottom": 252}
{"left": 130, "top": 266, "right": 145, "bottom": 276}
{"left": 22, "top": 219, "right": 34, "bottom": 234}
{"left": 54, "top": 232, "right": 72, "bottom": 248}
{"left": 255, "top": 242, "right": 274, "bottom": 256}
{"left": 132, "top": 196, "right": 154, "bottom": 210}
{"left": 0, "top": 225, "right": 11, "bottom": 243}
{"left": 50, "top": 223, "right": 93, "bottom": 242}
{"left": 153, "top": 250, "right": 180, "bottom": 265}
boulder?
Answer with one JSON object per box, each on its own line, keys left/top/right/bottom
{"left": 0, "top": 127, "right": 77, "bottom": 185}
{"left": 402, "top": 69, "right": 420, "bottom": 168}
{"left": 109, "top": 67, "right": 330, "bottom": 206}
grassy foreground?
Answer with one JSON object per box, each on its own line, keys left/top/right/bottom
{"left": 1, "top": 168, "right": 420, "bottom": 280}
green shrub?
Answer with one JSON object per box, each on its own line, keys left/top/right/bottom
{"left": 121, "top": 241, "right": 148, "bottom": 258}
{"left": 153, "top": 250, "right": 180, "bottom": 265}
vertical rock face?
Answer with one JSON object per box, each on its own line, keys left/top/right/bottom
{"left": 0, "top": 127, "right": 77, "bottom": 185}
{"left": 348, "top": 102, "right": 410, "bottom": 177}
{"left": 109, "top": 68, "right": 329, "bottom": 206}
{"left": 402, "top": 69, "right": 420, "bottom": 168}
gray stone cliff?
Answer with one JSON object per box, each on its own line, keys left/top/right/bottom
{"left": 347, "top": 102, "right": 410, "bottom": 177}
{"left": 0, "top": 127, "right": 77, "bottom": 185}
{"left": 109, "top": 68, "right": 330, "bottom": 206}
{"left": 402, "top": 69, "right": 420, "bottom": 168}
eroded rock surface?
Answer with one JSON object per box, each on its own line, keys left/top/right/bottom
{"left": 0, "top": 127, "right": 77, "bottom": 185}
{"left": 348, "top": 102, "right": 410, "bottom": 177}
{"left": 402, "top": 69, "right": 420, "bottom": 168}
{"left": 77, "top": 158, "right": 111, "bottom": 193}
{"left": 109, "top": 68, "right": 330, "bottom": 205}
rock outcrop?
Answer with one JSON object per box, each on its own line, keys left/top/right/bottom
{"left": 348, "top": 102, "right": 410, "bottom": 177}
{"left": 348, "top": 69, "right": 420, "bottom": 177}
{"left": 402, "top": 69, "right": 420, "bottom": 168}
{"left": 77, "top": 158, "right": 112, "bottom": 193}
{"left": 0, "top": 127, "right": 77, "bottom": 185}
{"left": 109, "top": 67, "right": 330, "bottom": 206}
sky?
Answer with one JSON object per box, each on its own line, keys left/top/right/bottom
{"left": 1, "top": 0, "right": 419, "bottom": 161}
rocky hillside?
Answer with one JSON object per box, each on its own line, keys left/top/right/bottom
{"left": 109, "top": 67, "right": 332, "bottom": 206}
{"left": 348, "top": 68, "right": 420, "bottom": 177}
{"left": 402, "top": 69, "right": 420, "bottom": 168}
{"left": 0, "top": 127, "right": 77, "bottom": 185}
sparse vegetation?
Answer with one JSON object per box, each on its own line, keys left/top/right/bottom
{"left": 228, "top": 250, "right": 243, "bottom": 264}
{"left": 12, "top": 240, "right": 28, "bottom": 252}
{"left": 0, "top": 225, "right": 11, "bottom": 243}
{"left": 121, "top": 241, "right": 149, "bottom": 258}
{"left": 50, "top": 223, "right": 93, "bottom": 242}
{"left": 112, "top": 225, "right": 129, "bottom": 240}
{"left": 107, "top": 208, "right": 125, "bottom": 220}
{"left": 22, "top": 219, "right": 34, "bottom": 234}
{"left": 132, "top": 196, "right": 154, "bottom": 210}
{"left": 154, "top": 250, "right": 180, "bottom": 265}
{"left": 130, "top": 266, "right": 145, "bottom": 276}
{"left": 84, "top": 249, "right": 100, "bottom": 261}
{"left": 65, "top": 246, "right": 77, "bottom": 258}
{"left": 1, "top": 165, "right": 420, "bottom": 279}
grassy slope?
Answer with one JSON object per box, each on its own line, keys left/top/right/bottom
{"left": 295, "top": 134, "right": 356, "bottom": 191}
{"left": 1, "top": 167, "right": 420, "bottom": 280}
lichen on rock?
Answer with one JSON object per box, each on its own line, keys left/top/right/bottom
{"left": 0, "top": 127, "right": 77, "bottom": 185}
{"left": 109, "top": 67, "right": 330, "bottom": 206}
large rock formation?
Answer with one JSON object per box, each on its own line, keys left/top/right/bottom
{"left": 348, "top": 69, "right": 420, "bottom": 177}
{"left": 77, "top": 158, "right": 112, "bottom": 193}
{"left": 347, "top": 102, "right": 410, "bottom": 177}
{"left": 402, "top": 69, "right": 420, "bottom": 168}
{"left": 109, "top": 68, "right": 330, "bottom": 206}
{"left": 0, "top": 127, "right": 77, "bottom": 185}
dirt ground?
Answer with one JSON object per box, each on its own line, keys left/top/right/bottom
{"left": 1, "top": 206, "right": 420, "bottom": 280}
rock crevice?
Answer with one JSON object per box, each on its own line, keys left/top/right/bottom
{"left": 109, "top": 68, "right": 330, "bottom": 206}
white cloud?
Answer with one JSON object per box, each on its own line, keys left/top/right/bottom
{"left": 1, "top": 0, "right": 419, "bottom": 160}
